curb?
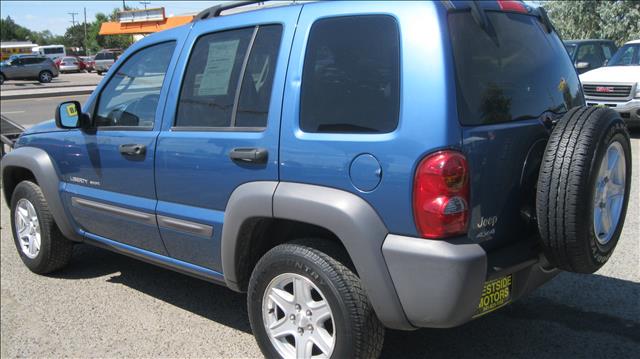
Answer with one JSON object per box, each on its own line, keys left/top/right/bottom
{"left": 1, "top": 88, "right": 94, "bottom": 100}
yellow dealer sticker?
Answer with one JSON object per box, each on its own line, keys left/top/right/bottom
{"left": 474, "top": 274, "right": 512, "bottom": 318}
{"left": 66, "top": 104, "right": 78, "bottom": 117}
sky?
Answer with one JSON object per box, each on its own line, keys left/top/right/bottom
{"left": 1, "top": 1, "right": 223, "bottom": 36}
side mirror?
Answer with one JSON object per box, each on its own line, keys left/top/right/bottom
{"left": 576, "top": 62, "right": 590, "bottom": 69}
{"left": 55, "top": 101, "right": 88, "bottom": 129}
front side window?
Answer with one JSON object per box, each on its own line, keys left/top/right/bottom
{"left": 300, "top": 16, "right": 400, "bottom": 134}
{"left": 95, "top": 41, "right": 176, "bottom": 128}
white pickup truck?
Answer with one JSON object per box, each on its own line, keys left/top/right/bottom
{"left": 580, "top": 39, "right": 640, "bottom": 128}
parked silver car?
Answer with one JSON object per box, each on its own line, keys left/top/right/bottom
{"left": 58, "top": 56, "right": 82, "bottom": 73}
{"left": 0, "top": 55, "right": 58, "bottom": 84}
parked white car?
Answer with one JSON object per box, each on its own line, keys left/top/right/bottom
{"left": 580, "top": 39, "right": 640, "bottom": 128}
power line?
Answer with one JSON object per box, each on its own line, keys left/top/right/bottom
{"left": 68, "top": 12, "right": 78, "bottom": 26}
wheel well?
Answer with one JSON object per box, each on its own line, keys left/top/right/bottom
{"left": 233, "top": 218, "right": 354, "bottom": 292}
{"left": 2, "top": 166, "right": 37, "bottom": 206}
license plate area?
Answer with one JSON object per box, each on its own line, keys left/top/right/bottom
{"left": 474, "top": 274, "right": 513, "bottom": 317}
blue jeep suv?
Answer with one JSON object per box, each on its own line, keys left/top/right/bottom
{"left": 1, "top": 1, "right": 632, "bottom": 358}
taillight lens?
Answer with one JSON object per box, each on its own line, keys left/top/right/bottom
{"left": 413, "top": 150, "right": 470, "bottom": 239}
{"left": 497, "top": 0, "right": 528, "bottom": 13}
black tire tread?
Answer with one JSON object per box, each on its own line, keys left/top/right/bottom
{"left": 537, "top": 107, "right": 630, "bottom": 273}
{"left": 249, "top": 240, "right": 384, "bottom": 359}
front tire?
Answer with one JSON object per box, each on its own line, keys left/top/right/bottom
{"left": 248, "top": 241, "right": 384, "bottom": 359}
{"left": 0, "top": 73, "right": 5, "bottom": 84}
{"left": 10, "top": 181, "right": 74, "bottom": 274}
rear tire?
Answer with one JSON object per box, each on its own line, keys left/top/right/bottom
{"left": 38, "top": 70, "right": 53, "bottom": 83}
{"left": 10, "top": 181, "right": 74, "bottom": 274}
{"left": 248, "top": 240, "right": 384, "bottom": 359}
{"left": 536, "top": 107, "right": 631, "bottom": 273}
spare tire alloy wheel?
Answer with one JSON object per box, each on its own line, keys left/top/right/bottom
{"left": 537, "top": 107, "right": 632, "bottom": 273}
{"left": 593, "top": 141, "right": 626, "bottom": 246}
{"left": 263, "top": 273, "right": 335, "bottom": 358}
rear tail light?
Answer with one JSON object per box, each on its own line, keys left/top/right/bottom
{"left": 413, "top": 150, "right": 470, "bottom": 239}
{"left": 497, "top": 0, "right": 528, "bottom": 13}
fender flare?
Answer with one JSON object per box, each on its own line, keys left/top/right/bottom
{"left": 1, "top": 146, "right": 82, "bottom": 242}
{"left": 221, "top": 181, "right": 412, "bottom": 330}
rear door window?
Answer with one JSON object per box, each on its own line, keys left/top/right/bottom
{"left": 175, "top": 28, "right": 254, "bottom": 128}
{"left": 175, "top": 25, "right": 283, "bottom": 129}
{"left": 449, "top": 11, "right": 583, "bottom": 125}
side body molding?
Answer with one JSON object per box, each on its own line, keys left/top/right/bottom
{"left": 272, "top": 182, "right": 412, "bottom": 330}
{"left": 1, "top": 146, "right": 82, "bottom": 242}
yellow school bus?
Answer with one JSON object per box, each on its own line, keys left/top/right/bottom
{"left": 0, "top": 42, "right": 37, "bottom": 61}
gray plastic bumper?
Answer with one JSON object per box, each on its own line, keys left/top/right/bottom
{"left": 383, "top": 235, "right": 486, "bottom": 328}
{"left": 382, "top": 234, "right": 559, "bottom": 328}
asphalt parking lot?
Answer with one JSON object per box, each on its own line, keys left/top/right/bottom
{"left": 0, "top": 137, "right": 638, "bottom": 358}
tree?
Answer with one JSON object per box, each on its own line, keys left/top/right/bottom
{"left": 543, "top": 0, "right": 640, "bottom": 46}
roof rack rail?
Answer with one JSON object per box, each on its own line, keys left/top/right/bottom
{"left": 192, "top": 1, "right": 264, "bottom": 22}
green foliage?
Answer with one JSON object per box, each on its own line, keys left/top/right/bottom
{"left": 543, "top": 0, "right": 640, "bottom": 46}
{"left": 1, "top": 8, "right": 134, "bottom": 54}
{"left": 1, "top": 16, "right": 63, "bottom": 45}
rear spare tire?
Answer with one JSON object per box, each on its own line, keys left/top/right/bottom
{"left": 537, "top": 106, "right": 631, "bottom": 273}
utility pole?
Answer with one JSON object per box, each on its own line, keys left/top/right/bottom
{"left": 83, "top": 7, "right": 87, "bottom": 55}
{"left": 68, "top": 12, "right": 78, "bottom": 26}
{"left": 122, "top": 0, "right": 127, "bottom": 10}
{"left": 140, "top": 1, "right": 150, "bottom": 10}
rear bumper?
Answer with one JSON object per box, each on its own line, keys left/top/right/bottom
{"left": 585, "top": 98, "right": 640, "bottom": 127}
{"left": 382, "top": 234, "right": 559, "bottom": 328}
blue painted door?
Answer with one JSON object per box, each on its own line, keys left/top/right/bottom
{"left": 59, "top": 38, "right": 183, "bottom": 254}
{"left": 154, "top": 6, "right": 301, "bottom": 271}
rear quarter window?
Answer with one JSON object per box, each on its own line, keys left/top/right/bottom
{"left": 449, "top": 11, "right": 583, "bottom": 126}
{"left": 300, "top": 15, "right": 400, "bottom": 134}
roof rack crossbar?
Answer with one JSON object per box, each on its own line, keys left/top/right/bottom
{"left": 192, "top": 1, "right": 264, "bottom": 22}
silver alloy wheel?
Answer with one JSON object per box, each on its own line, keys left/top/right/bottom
{"left": 14, "top": 198, "right": 41, "bottom": 259}
{"left": 593, "top": 141, "right": 626, "bottom": 245}
{"left": 262, "top": 273, "right": 336, "bottom": 359}
{"left": 40, "top": 72, "right": 51, "bottom": 82}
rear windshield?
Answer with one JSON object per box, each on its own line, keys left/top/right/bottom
{"left": 95, "top": 52, "right": 116, "bottom": 60}
{"left": 449, "top": 11, "right": 583, "bottom": 125}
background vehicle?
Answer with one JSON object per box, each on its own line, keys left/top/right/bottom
{"left": 0, "top": 42, "right": 38, "bottom": 61}
{"left": 32, "top": 45, "right": 66, "bottom": 61}
{"left": 0, "top": 2, "right": 632, "bottom": 359}
{"left": 564, "top": 39, "right": 617, "bottom": 74}
{"left": 580, "top": 39, "right": 640, "bottom": 128}
{"left": 93, "top": 49, "right": 122, "bottom": 75}
{"left": 56, "top": 56, "right": 86, "bottom": 73}
{"left": 80, "top": 56, "right": 95, "bottom": 72}
{"left": 0, "top": 55, "right": 58, "bottom": 84}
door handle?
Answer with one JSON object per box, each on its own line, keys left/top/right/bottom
{"left": 229, "top": 148, "right": 268, "bottom": 164}
{"left": 119, "top": 144, "right": 146, "bottom": 156}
